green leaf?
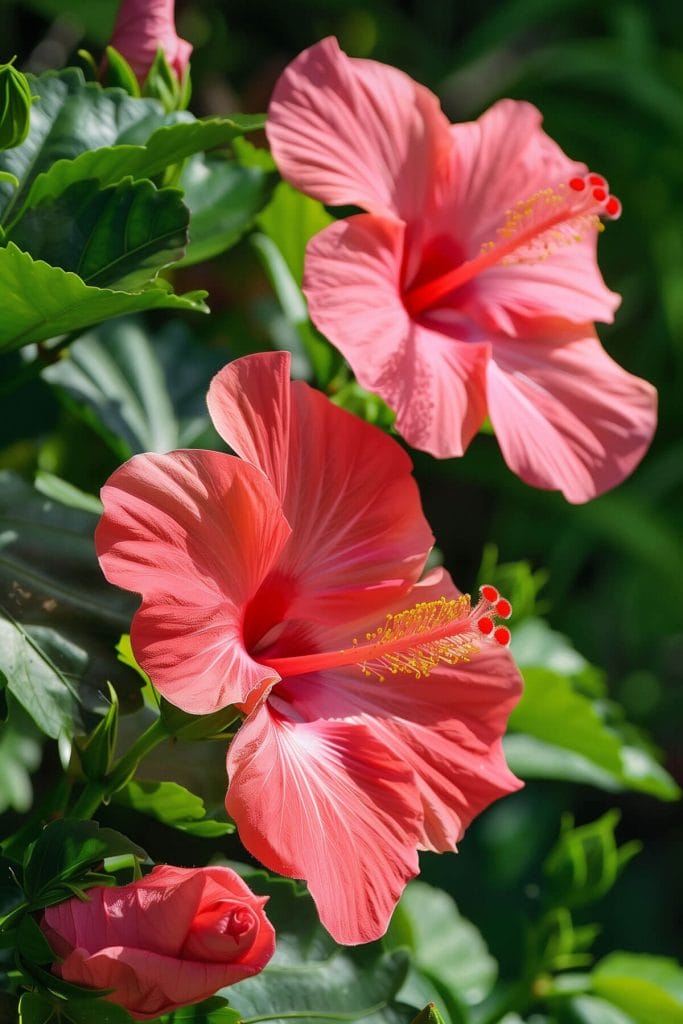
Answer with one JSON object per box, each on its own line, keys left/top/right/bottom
{"left": 16, "top": 915, "right": 55, "bottom": 964}
{"left": 34, "top": 472, "right": 103, "bottom": 514}
{"left": 0, "top": 613, "right": 83, "bottom": 740}
{"left": 503, "top": 735, "right": 622, "bottom": 791}
{"left": 113, "top": 780, "right": 234, "bottom": 837}
{"left": 58, "top": 998, "right": 134, "bottom": 1023}
{"left": 223, "top": 868, "right": 415, "bottom": 1024}
{"left": 543, "top": 811, "right": 640, "bottom": 910}
{"left": 592, "top": 953, "right": 683, "bottom": 1024}
{"left": 25, "top": 112, "right": 267, "bottom": 214}
{"left": 559, "top": 995, "right": 636, "bottom": 1024}
{"left": 0, "top": 242, "right": 207, "bottom": 354}
{"left": 18, "top": 991, "right": 55, "bottom": 1024}
{"left": 42, "top": 318, "right": 225, "bottom": 460}
{"left": 176, "top": 155, "right": 276, "bottom": 266}
{"left": 159, "top": 997, "right": 240, "bottom": 1023}
{"left": 22, "top": 819, "right": 147, "bottom": 903}
{"left": 0, "top": 68, "right": 168, "bottom": 226}
{"left": 509, "top": 621, "right": 680, "bottom": 800}
{"left": 8, "top": 177, "right": 190, "bottom": 291}
{"left": 0, "top": 700, "right": 42, "bottom": 812}
{"left": 0, "top": 471, "right": 141, "bottom": 734}
{"left": 387, "top": 880, "right": 497, "bottom": 1007}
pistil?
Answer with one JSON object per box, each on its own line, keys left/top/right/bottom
{"left": 403, "top": 172, "right": 621, "bottom": 317}
{"left": 258, "top": 585, "right": 512, "bottom": 682}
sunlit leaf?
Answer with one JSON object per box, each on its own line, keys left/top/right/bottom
{"left": 42, "top": 318, "right": 225, "bottom": 459}
{"left": 176, "top": 154, "right": 276, "bottom": 266}
{"left": 113, "top": 780, "right": 234, "bottom": 837}
{"left": 0, "top": 243, "right": 207, "bottom": 354}
{"left": 8, "top": 177, "right": 190, "bottom": 290}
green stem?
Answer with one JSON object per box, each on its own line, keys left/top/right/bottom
{"left": 70, "top": 717, "right": 169, "bottom": 820}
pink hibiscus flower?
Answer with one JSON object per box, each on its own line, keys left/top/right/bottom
{"left": 96, "top": 351, "right": 522, "bottom": 945}
{"left": 108, "top": 0, "right": 192, "bottom": 84}
{"left": 266, "top": 38, "right": 657, "bottom": 503}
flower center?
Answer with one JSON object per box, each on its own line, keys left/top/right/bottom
{"left": 257, "top": 584, "right": 512, "bottom": 682}
{"left": 402, "top": 171, "right": 621, "bottom": 317}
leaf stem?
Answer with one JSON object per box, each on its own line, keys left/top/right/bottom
{"left": 70, "top": 717, "right": 169, "bottom": 820}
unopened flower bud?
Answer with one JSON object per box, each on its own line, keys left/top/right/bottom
{"left": 0, "top": 58, "right": 33, "bottom": 151}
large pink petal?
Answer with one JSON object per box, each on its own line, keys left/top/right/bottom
{"left": 447, "top": 100, "right": 582, "bottom": 245}
{"left": 267, "top": 36, "right": 452, "bottom": 221}
{"left": 226, "top": 703, "right": 421, "bottom": 945}
{"left": 305, "top": 215, "right": 490, "bottom": 457}
{"left": 274, "top": 569, "right": 523, "bottom": 852}
{"left": 96, "top": 451, "right": 291, "bottom": 711}
{"left": 208, "top": 351, "right": 434, "bottom": 623}
{"left": 486, "top": 324, "right": 658, "bottom": 502}
{"left": 436, "top": 99, "right": 619, "bottom": 328}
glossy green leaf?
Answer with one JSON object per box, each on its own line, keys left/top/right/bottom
{"left": 0, "top": 701, "right": 42, "bottom": 812}
{"left": 0, "top": 614, "right": 83, "bottom": 739}
{"left": 16, "top": 914, "right": 55, "bottom": 964}
{"left": 592, "top": 953, "right": 683, "bottom": 1024}
{"left": 159, "top": 997, "right": 240, "bottom": 1023}
{"left": 222, "top": 868, "right": 415, "bottom": 1024}
{"left": 42, "top": 318, "right": 225, "bottom": 460}
{"left": 25, "top": 112, "right": 267, "bottom": 213}
{"left": 176, "top": 155, "right": 276, "bottom": 266}
{"left": 8, "top": 177, "right": 189, "bottom": 290}
{"left": 0, "top": 243, "right": 207, "bottom": 354}
{"left": 113, "top": 780, "right": 234, "bottom": 837}
{"left": 59, "top": 998, "right": 134, "bottom": 1024}
{"left": 22, "top": 819, "right": 146, "bottom": 903}
{"left": 17, "top": 992, "right": 55, "bottom": 1024}
{"left": 0, "top": 68, "right": 168, "bottom": 226}
{"left": 387, "top": 880, "right": 497, "bottom": 1008}
{"left": 0, "top": 471, "right": 140, "bottom": 733}
{"left": 509, "top": 621, "right": 680, "bottom": 800}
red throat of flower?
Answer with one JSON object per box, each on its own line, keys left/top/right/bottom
{"left": 403, "top": 170, "right": 622, "bottom": 317}
{"left": 258, "top": 585, "right": 513, "bottom": 682}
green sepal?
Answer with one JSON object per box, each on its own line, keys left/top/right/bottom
{"left": 411, "top": 1005, "right": 448, "bottom": 1024}
{"left": 143, "top": 47, "right": 182, "bottom": 112}
{"left": 102, "top": 46, "right": 141, "bottom": 97}
{"left": 75, "top": 682, "right": 119, "bottom": 782}
{"left": 75, "top": 49, "right": 98, "bottom": 81}
{"left": 543, "top": 810, "right": 641, "bottom": 910}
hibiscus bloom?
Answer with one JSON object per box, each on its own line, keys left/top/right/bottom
{"left": 95, "top": 351, "right": 522, "bottom": 945}
{"left": 108, "top": 0, "right": 192, "bottom": 84}
{"left": 266, "top": 38, "right": 657, "bottom": 503}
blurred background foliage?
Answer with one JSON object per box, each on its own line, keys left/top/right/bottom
{"left": 0, "top": 0, "right": 681, "bottom": 996}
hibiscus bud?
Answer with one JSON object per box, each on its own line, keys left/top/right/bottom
{"left": 106, "top": 0, "right": 192, "bottom": 88}
{"left": 41, "top": 865, "right": 275, "bottom": 1020}
{"left": 0, "top": 58, "right": 33, "bottom": 151}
